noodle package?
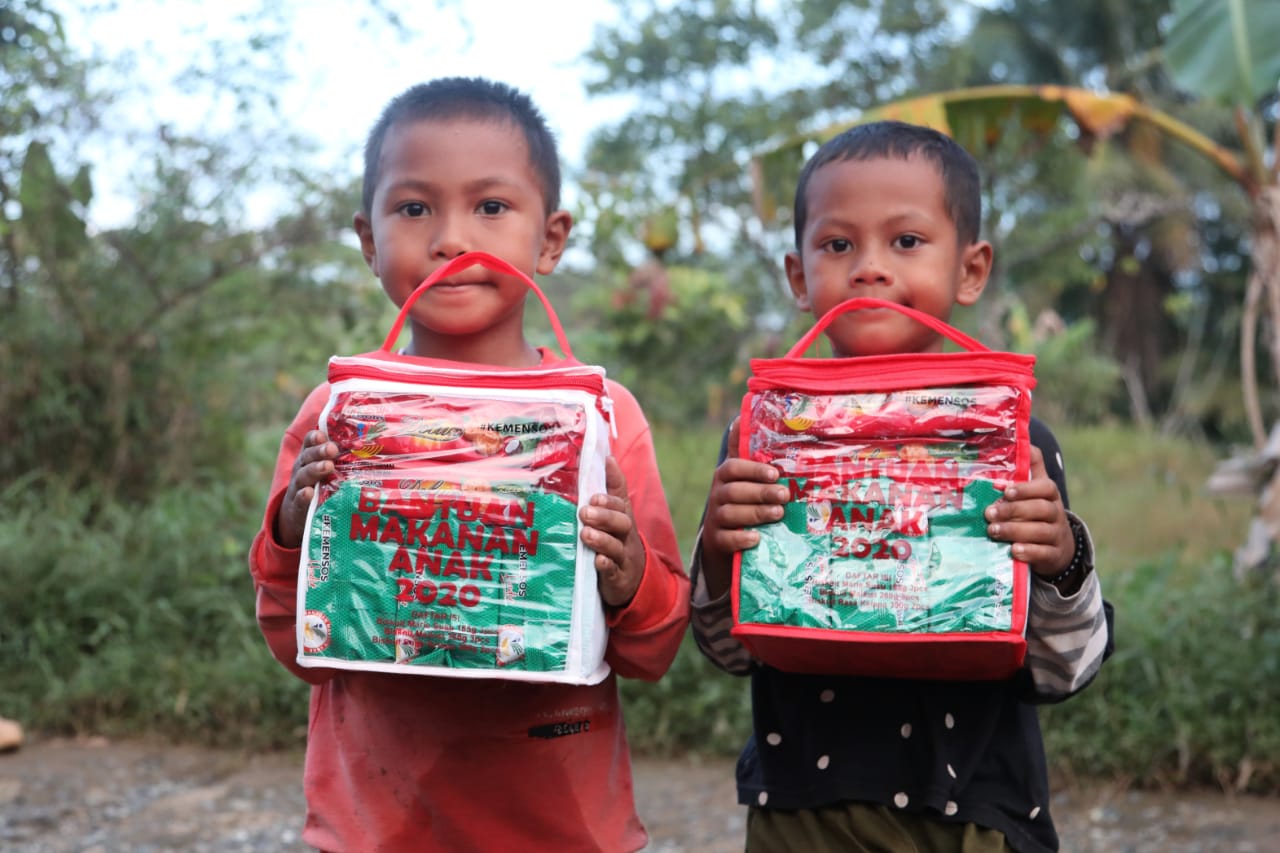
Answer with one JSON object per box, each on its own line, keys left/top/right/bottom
{"left": 733, "top": 298, "right": 1037, "bottom": 680}
{"left": 297, "top": 253, "right": 613, "bottom": 685}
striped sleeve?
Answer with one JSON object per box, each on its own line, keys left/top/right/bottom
{"left": 1023, "top": 511, "right": 1110, "bottom": 701}
{"left": 688, "top": 530, "right": 754, "bottom": 676}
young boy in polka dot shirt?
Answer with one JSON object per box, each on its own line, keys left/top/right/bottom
{"left": 691, "top": 121, "right": 1113, "bottom": 853}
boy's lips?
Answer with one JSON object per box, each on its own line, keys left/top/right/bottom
{"left": 847, "top": 301, "right": 899, "bottom": 314}
{"left": 429, "top": 276, "right": 494, "bottom": 290}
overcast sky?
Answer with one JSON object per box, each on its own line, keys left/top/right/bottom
{"left": 59, "top": 0, "right": 633, "bottom": 227}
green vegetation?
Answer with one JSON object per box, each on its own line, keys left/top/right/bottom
{"left": 1059, "top": 426, "right": 1250, "bottom": 572}
{"left": 0, "top": 439, "right": 309, "bottom": 749}
{"left": 8, "top": 420, "right": 1276, "bottom": 792}
{"left": 628, "top": 422, "right": 1280, "bottom": 795}
{"left": 5, "top": 0, "right": 1280, "bottom": 802}
{"left": 1042, "top": 555, "right": 1280, "bottom": 791}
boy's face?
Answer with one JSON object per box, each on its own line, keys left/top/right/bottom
{"left": 354, "top": 116, "right": 570, "bottom": 363}
{"left": 784, "top": 155, "right": 991, "bottom": 357}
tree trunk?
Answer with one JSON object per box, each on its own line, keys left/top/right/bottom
{"left": 1220, "top": 186, "right": 1280, "bottom": 581}
{"left": 1099, "top": 228, "right": 1172, "bottom": 415}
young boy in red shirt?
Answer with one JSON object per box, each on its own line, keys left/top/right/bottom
{"left": 692, "top": 121, "right": 1113, "bottom": 852}
{"left": 249, "top": 77, "right": 689, "bottom": 852}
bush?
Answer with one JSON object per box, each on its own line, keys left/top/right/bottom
{"left": 620, "top": 636, "right": 753, "bottom": 757}
{"left": 651, "top": 423, "right": 723, "bottom": 549}
{"left": 0, "top": 465, "right": 307, "bottom": 748}
{"left": 1043, "top": 554, "right": 1280, "bottom": 792}
{"left": 6, "top": 420, "right": 1280, "bottom": 795}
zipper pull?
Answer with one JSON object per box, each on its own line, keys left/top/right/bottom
{"left": 599, "top": 394, "right": 618, "bottom": 439}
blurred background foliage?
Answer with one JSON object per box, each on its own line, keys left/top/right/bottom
{"left": 3, "top": 0, "right": 1279, "bottom": 793}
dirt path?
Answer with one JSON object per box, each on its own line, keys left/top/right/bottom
{"left": 2, "top": 737, "right": 1278, "bottom": 852}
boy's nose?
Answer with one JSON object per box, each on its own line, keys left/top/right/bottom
{"left": 850, "top": 254, "right": 891, "bottom": 286}
{"left": 429, "top": 221, "right": 469, "bottom": 259}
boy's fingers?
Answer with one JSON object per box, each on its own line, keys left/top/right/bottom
{"left": 711, "top": 497, "right": 785, "bottom": 530}
{"left": 998, "top": 448, "right": 1050, "bottom": 501}
{"left": 295, "top": 457, "right": 336, "bottom": 488}
{"left": 583, "top": 525, "right": 625, "bottom": 564}
{"left": 726, "top": 418, "right": 741, "bottom": 459}
{"left": 596, "top": 559, "right": 640, "bottom": 608}
{"left": 715, "top": 479, "right": 787, "bottom": 506}
{"left": 717, "top": 457, "right": 780, "bottom": 485}
{"left": 987, "top": 499, "right": 1060, "bottom": 533}
{"left": 604, "top": 456, "right": 629, "bottom": 499}
{"left": 1014, "top": 542, "right": 1066, "bottom": 572}
{"left": 989, "top": 491, "right": 1055, "bottom": 517}
{"left": 275, "top": 431, "right": 335, "bottom": 549}
{"left": 989, "top": 519, "right": 1059, "bottom": 546}
{"left": 1028, "top": 445, "right": 1046, "bottom": 478}
{"left": 283, "top": 486, "right": 313, "bottom": 513}
{"left": 294, "top": 432, "right": 339, "bottom": 486}
{"left": 716, "top": 468, "right": 783, "bottom": 502}
{"left": 709, "top": 527, "right": 762, "bottom": 553}
{"left": 580, "top": 503, "right": 633, "bottom": 538}
{"left": 301, "top": 431, "right": 336, "bottom": 456}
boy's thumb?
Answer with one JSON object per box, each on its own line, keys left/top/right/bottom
{"left": 605, "top": 455, "right": 628, "bottom": 498}
{"left": 726, "top": 417, "right": 741, "bottom": 459}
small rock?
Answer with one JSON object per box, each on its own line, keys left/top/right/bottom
{"left": 0, "top": 718, "right": 22, "bottom": 753}
{"left": 0, "top": 777, "right": 21, "bottom": 803}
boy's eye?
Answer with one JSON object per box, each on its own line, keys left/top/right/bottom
{"left": 823, "top": 238, "right": 853, "bottom": 253}
{"left": 399, "top": 202, "right": 428, "bottom": 217}
{"left": 894, "top": 234, "right": 922, "bottom": 249}
{"left": 478, "top": 200, "right": 508, "bottom": 215}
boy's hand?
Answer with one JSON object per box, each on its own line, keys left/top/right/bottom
{"left": 580, "top": 456, "right": 647, "bottom": 608}
{"left": 275, "top": 430, "right": 339, "bottom": 549}
{"left": 700, "top": 419, "right": 789, "bottom": 599}
{"left": 985, "top": 446, "right": 1078, "bottom": 584}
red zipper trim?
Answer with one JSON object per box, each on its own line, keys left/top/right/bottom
{"left": 748, "top": 355, "right": 1035, "bottom": 394}
{"left": 327, "top": 358, "right": 615, "bottom": 427}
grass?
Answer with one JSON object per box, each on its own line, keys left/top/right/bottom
{"left": 3, "top": 420, "right": 1275, "bottom": 790}
{"left": 651, "top": 424, "right": 725, "bottom": 553}
{"left": 652, "top": 420, "right": 1255, "bottom": 573}
{"left": 631, "top": 421, "right": 1274, "bottom": 793}
{"left": 1059, "top": 425, "right": 1251, "bottom": 575}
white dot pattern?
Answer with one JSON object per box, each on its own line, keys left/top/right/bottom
{"left": 742, "top": 438, "right": 1069, "bottom": 833}
{"left": 1056, "top": 452, "right": 1064, "bottom": 471}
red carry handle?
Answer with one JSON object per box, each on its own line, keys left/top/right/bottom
{"left": 379, "top": 252, "right": 575, "bottom": 359}
{"left": 786, "top": 297, "right": 989, "bottom": 358}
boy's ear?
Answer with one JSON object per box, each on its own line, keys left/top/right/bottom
{"left": 535, "top": 210, "right": 574, "bottom": 275}
{"left": 784, "top": 251, "right": 811, "bottom": 311}
{"left": 353, "top": 211, "right": 379, "bottom": 276}
{"left": 955, "top": 240, "right": 993, "bottom": 307}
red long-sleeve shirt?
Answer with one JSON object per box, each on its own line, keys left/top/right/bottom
{"left": 249, "top": 349, "right": 689, "bottom": 852}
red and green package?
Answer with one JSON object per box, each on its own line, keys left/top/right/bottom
{"left": 297, "top": 253, "right": 615, "bottom": 685}
{"left": 732, "top": 298, "right": 1037, "bottom": 681}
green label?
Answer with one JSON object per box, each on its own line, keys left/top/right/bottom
{"left": 738, "top": 478, "right": 1014, "bottom": 633}
{"left": 302, "top": 482, "right": 580, "bottom": 672}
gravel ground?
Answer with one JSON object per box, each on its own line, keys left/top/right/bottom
{"left": 2, "top": 736, "right": 1278, "bottom": 852}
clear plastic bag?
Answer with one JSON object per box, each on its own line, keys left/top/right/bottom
{"left": 733, "top": 298, "right": 1037, "bottom": 681}
{"left": 297, "top": 253, "right": 614, "bottom": 684}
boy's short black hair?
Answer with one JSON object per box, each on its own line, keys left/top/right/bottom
{"left": 792, "top": 120, "right": 982, "bottom": 248}
{"left": 361, "top": 77, "right": 562, "bottom": 216}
